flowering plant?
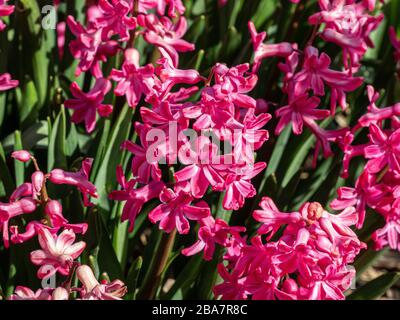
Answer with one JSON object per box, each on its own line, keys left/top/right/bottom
{"left": 0, "top": 0, "right": 399, "bottom": 300}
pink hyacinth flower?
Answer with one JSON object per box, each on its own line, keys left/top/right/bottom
{"left": 0, "top": 0, "right": 14, "bottom": 31}
{"left": 109, "top": 165, "right": 165, "bottom": 231}
{"left": 275, "top": 94, "right": 329, "bottom": 136}
{"left": 174, "top": 137, "right": 226, "bottom": 198}
{"left": 76, "top": 265, "right": 127, "bottom": 300}
{"left": 11, "top": 150, "right": 31, "bottom": 162}
{"left": 0, "top": 73, "right": 18, "bottom": 91}
{"left": 111, "top": 48, "right": 157, "bottom": 108}
{"left": 49, "top": 158, "right": 98, "bottom": 206}
{"left": 0, "top": 198, "right": 37, "bottom": 247}
{"left": 248, "top": 21, "right": 293, "bottom": 73}
{"left": 149, "top": 187, "right": 210, "bottom": 234}
{"left": 364, "top": 124, "right": 400, "bottom": 174}
{"left": 138, "top": 14, "right": 194, "bottom": 67}
{"left": 182, "top": 216, "right": 245, "bottom": 261}
{"left": 222, "top": 162, "right": 267, "bottom": 211}
{"left": 65, "top": 78, "right": 112, "bottom": 133}
{"left": 30, "top": 228, "right": 86, "bottom": 279}
{"left": 93, "top": 0, "right": 137, "bottom": 41}
{"left": 137, "top": 0, "right": 185, "bottom": 18}
{"left": 293, "top": 46, "right": 363, "bottom": 114}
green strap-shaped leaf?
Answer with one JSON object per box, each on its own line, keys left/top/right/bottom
{"left": 47, "top": 107, "right": 67, "bottom": 170}
{"left": 93, "top": 104, "right": 133, "bottom": 218}
{"left": 126, "top": 256, "right": 143, "bottom": 299}
{"left": 348, "top": 272, "right": 400, "bottom": 300}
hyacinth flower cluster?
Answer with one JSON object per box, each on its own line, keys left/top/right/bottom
{"left": 1, "top": 151, "right": 126, "bottom": 300}
{"left": 214, "top": 199, "right": 365, "bottom": 300}
{"left": 1, "top": 0, "right": 400, "bottom": 301}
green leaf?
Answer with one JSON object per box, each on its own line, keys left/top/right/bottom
{"left": 126, "top": 256, "right": 143, "bottom": 299}
{"left": 348, "top": 272, "right": 400, "bottom": 300}
{"left": 0, "top": 142, "right": 14, "bottom": 195}
{"left": 47, "top": 107, "right": 67, "bottom": 170}
{"left": 13, "top": 131, "right": 25, "bottom": 186}
{"left": 92, "top": 104, "right": 133, "bottom": 219}
{"left": 161, "top": 255, "right": 203, "bottom": 300}
{"left": 84, "top": 208, "right": 124, "bottom": 281}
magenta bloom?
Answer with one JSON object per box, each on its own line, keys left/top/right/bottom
{"left": 121, "top": 123, "right": 162, "bottom": 184}
{"left": 111, "top": 48, "right": 156, "bottom": 108}
{"left": 275, "top": 94, "right": 329, "bottom": 136}
{"left": 67, "top": 15, "right": 119, "bottom": 77}
{"left": 65, "top": 78, "right": 112, "bottom": 133}
{"left": 137, "top": 0, "right": 185, "bottom": 18}
{"left": 293, "top": 46, "right": 363, "bottom": 113}
{"left": 309, "top": 0, "right": 383, "bottom": 71}
{"left": 222, "top": 162, "right": 266, "bottom": 211}
{"left": 49, "top": 158, "right": 98, "bottom": 206}
{"left": 364, "top": 124, "right": 400, "bottom": 174}
{"left": 0, "top": 73, "right": 18, "bottom": 91}
{"left": 109, "top": 166, "right": 165, "bottom": 231}
{"left": 138, "top": 14, "right": 194, "bottom": 67}
{"left": 248, "top": 21, "right": 293, "bottom": 72}
{"left": 149, "top": 186, "right": 210, "bottom": 234}
{"left": 93, "top": 0, "right": 136, "bottom": 41}
{"left": 30, "top": 228, "right": 86, "bottom": 279}
{"left": 0, "top": 0, "right": 14, "bottom": 31}
{"left": 174, "top": 137, "right": 225, "bottom": 199}
{"left": 182, "top": 216, "right": 245, "bottom": 261}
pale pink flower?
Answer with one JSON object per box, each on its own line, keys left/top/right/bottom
{"left": 65, "top": 78, "right": 112, "bottom": 133}
{"left": 76, "top": 265, "right": 127, "bottom": 300}
{"left": 30, "top": 228, "right": 86, "bottom": 279}
{"left": 8, "top": 287, "right": 53, "bottom": 300}
{"left": 0, "top": 198, "right": 37, "bottom": 247}
{"left": 49, "top": 158, "right": 98, "bottom": 206}
{"left": 11, "top": 150, "right": 31, "bottom": 162}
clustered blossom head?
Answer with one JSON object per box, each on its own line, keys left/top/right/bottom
{"left": 1, "top": 150, "right": 126, "bottom": 300}
{"left": 248, "top": 1, "right": 382, "bottom": 166}
{"left": 64, "top": 0, "right": 196, "bottom": 133}
{"left": 0, "top": 0, "right": 18, "bottom": 92}
{"left": 332, "top": 85, "right": 400, "bottom": 251}
{"left": 214, "top": 198, "right": 365, "bottom": 300}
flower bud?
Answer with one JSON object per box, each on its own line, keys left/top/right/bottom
{"left": 11, "top": 150, "right": 31, "bottom": 162}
